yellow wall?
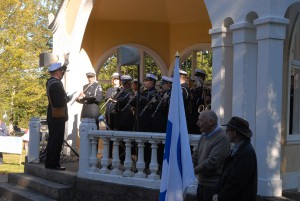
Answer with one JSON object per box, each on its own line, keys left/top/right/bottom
{"left": 82, "top": 19, "right": 211, "bottom": 69}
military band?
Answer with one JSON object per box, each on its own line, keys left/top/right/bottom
{"left": 102, "top": 70, "right": 211, "bottom": 134}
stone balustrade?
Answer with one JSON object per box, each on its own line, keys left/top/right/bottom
{"left": 78, "top": 118, "right": 200, "bottom": 191}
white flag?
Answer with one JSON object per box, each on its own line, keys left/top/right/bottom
{"left": 159, "top": 54, "right": 196, "bottom": 201}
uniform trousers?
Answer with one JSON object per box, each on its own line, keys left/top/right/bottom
{"left": 45, "top": 119, "right": 65, "bottom": 168}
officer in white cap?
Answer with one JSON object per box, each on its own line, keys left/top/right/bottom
{"left": 114, "top": 75, "right": 134, "bottom": 131}
{"left": 76, "top": 72, "right": 103, "bottom": 129}
{"left": 45, "top": 62, "right": 73, "bottom": 171}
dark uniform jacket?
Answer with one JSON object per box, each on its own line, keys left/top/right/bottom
{"left": 77, "top": 82, "right": 102, "bottom": 119}
{"left": 136, "top": 86, "right": 157, "bottom": 132}
{"left": 213, "top": 140, "right": 257, "bottom": 201}
{"left": 181, "top": 83, "right": 191, "bottom": 133}
{"left": 190, "top": 82, "right": 211, "bottom": 134}
{"left": 151, "top": 89, "right": 171, "bottom": 133}
{"left": 46, "top": 77, "right": 69, "bottom": 123}
{"left": 105, "top": 87, "right": 121, "bottom": 130}
{"left": 114, "top": 88, "right": 134, "bottom": 131}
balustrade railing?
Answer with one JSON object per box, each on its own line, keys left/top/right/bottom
{"left": 78, "top": 118, "right": 200, "bottom": 191}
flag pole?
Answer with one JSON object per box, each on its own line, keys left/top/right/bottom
{"left": 135, "top": 64, "right": 140, "bottom": 131}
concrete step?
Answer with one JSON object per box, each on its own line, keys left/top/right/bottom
{"left": 0, "top": 182, "right": 56, "bottom": 201}
{"left": 8, "top": 173, "right": 73, "bottom": 201}
{"left": 24, "top": 163, "right": 77, "bottom": 185}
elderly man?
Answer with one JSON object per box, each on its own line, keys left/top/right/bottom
{"left": 193, "top": 110, "right": 230, "bottom": 201}
{"left": 212, "top": 116, "right": 257, "bottom": 201}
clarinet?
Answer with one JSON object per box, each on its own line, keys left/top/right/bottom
{"left": 120, "top": 93, "right": 136, "bottom": 111}
{"left": 139, "top": 96, "right": 156, "bottom": 117}
{"left": 70, "top": 82, "right": 93, "bottom": 105}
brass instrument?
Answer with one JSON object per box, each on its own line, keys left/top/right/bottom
{"left": 198, "top": 104, "right": 211, "bottom": 113}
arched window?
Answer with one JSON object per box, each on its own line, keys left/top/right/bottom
{"left": 288, "top": 14, "right": 300, "bottom": 135}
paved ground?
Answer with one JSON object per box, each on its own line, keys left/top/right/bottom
{"left": 0, "top": 174, "right": 7, "bottom": 183}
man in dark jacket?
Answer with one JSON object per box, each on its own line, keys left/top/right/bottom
{"left": 76, "top": 72, "right": 103, "bottom": 129}
{"left": 213, "top": 116, "right": 257, "bottom": 201}
{"left": 45, "top": 62, "right": 73, "bottom": 170}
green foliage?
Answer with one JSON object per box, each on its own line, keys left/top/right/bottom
{"left": 0, "top": 0, "right": 61, "bottom": 127}
{"left": 181, "top": 50, "right": 213, "bottom": 81}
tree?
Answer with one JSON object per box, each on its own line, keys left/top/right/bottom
{"left": 0, "top": 0, "right": 61, "bottom": 128}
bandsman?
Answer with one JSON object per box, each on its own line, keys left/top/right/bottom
{"left": 114, "top": 75, "right": 134, "bottom": 131}
{"left": 190, "top": 69, "right": 211, "bottom": 134}
{"left": 105, "top": 72, "right": 121, "bottom": 130}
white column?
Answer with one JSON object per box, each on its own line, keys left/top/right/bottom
{"left": 78, "top": 118, "right": 97, "bottom": 177}
{"left": 27, "top": 117, "right": 41, "bottom": 163}
{"left": 230, "top": 22, "right": 257, "bottom": 145}
{"left": 254, "top": 16, "right": 289, "bottom": 197}
{"left": 209, "top": 27, "right": 233, "bottom": 124}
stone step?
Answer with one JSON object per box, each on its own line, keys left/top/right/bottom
{"left": 24, "top": 163, "right": 77, "bottom": 185}
{"left": 8, "top": 173, "right": 73, "bottom": 201}
{"left": 0, "top": 182, "right": 56, "bottom": 201}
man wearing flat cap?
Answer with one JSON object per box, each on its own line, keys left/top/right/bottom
{"left": 76, "top": 72, "right": 103, "bottom": 129}
{"left": 45, "top": 62, "right": 72, "bottom": 170}
{"left": 212, "top": 116, "right": 257, "bottom": 201}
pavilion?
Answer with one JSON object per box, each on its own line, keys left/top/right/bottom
{"left": 45, "top": 0, "right": 300, "bottom": 197}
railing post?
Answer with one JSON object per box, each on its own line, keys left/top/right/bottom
{"left": 99, "top": 137, "right": 110, "bottom": 174}
{"left": 90, "top": 137, "right": 98, "bottom": 171}
{"left": 78, "top": 118, "right": 97, "bottom": 177}
{"left": 110, "top": 137, "right": 122, "bottom": 175}
{"left": 135, "top": 139, "right": 146, "bottom": 178}
{"left": 123, "top": 138, "right": 134, "bottom": 177}
{"left": 148, "top": 140, "right": 159, "bottom": 180}
{"left": 27, "top": 117, "right": 41, "bottom": 163}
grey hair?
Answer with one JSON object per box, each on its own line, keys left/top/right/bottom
{"left": 203, "top": 110, "right": 218, "bottom": 124}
